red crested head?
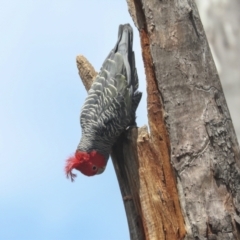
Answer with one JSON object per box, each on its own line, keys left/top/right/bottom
{"left": 65, "top": 150, "right": 106, "bottom": 181}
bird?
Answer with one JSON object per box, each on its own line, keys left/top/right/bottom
{"left": 65, "top": 24, "right": 142, "bottom": 181}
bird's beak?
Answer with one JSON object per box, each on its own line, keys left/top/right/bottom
{"left": 96, "top": 166, "right": 106, "bottom": 175}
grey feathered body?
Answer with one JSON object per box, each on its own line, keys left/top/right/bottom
{"left": 78, "top": 24, "right": 142, "bottom": 161}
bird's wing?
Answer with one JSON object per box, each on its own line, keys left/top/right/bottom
{"left": 80, "top": 24, "right": 141, "bottom": 138}
{"left": 80, "top": 52, "right": 131, "bottom": 137}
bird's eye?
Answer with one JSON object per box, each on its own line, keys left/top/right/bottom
{"left": 92, "top": 165, "right": 97, "bottom": 171}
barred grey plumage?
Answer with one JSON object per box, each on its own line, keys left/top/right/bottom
{"left": 77, "top": 24, "right": 142, "bottom": 164}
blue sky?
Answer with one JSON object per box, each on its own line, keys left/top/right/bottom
{"left": 0, "top": 1, "right": 147, "bottom": 240}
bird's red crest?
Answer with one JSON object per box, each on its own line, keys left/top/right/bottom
{"left": 65, "top": 151, "right": 106, "bottom": 181}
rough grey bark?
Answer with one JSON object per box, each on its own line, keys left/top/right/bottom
{"left": 127, "top": 0, "right": 240, "bottom": 239}
{"left": 111, "top": 129, "right": 146, "bottom": 240}
{"left": 196, "top": 0, "right": 240, "bottom": 141}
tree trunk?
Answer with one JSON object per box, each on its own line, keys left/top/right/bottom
{"left": 127, "top": 0, "right": 240, "bottom": 239}
{"left": 76, "top": 0, "right": 240, "bottom": 239}
{"left": 195, "top": 0, "right": 240, "bottom": 141}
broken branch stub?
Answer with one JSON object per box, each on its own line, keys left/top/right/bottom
{"left": 76, "top": 55, "right": 97, "bottom": 91}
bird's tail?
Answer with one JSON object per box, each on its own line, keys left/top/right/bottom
{"left": 116, "top": 24, "right": 142, "bottom": 124}
{"left": 100, "top": 24, "right": 142, "bottom": 124}
{"left": 102, "top": 24, "right": 137, "bottom": 89}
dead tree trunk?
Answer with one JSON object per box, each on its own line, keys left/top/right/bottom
{"left": 196, "top": 0, "right": 240, "bottom": 141}
{"left": 76, "top": 0, "right": 240, "bottom": 239}
{"left": 126, "top": 0, "right": 240, "bottom": 239}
